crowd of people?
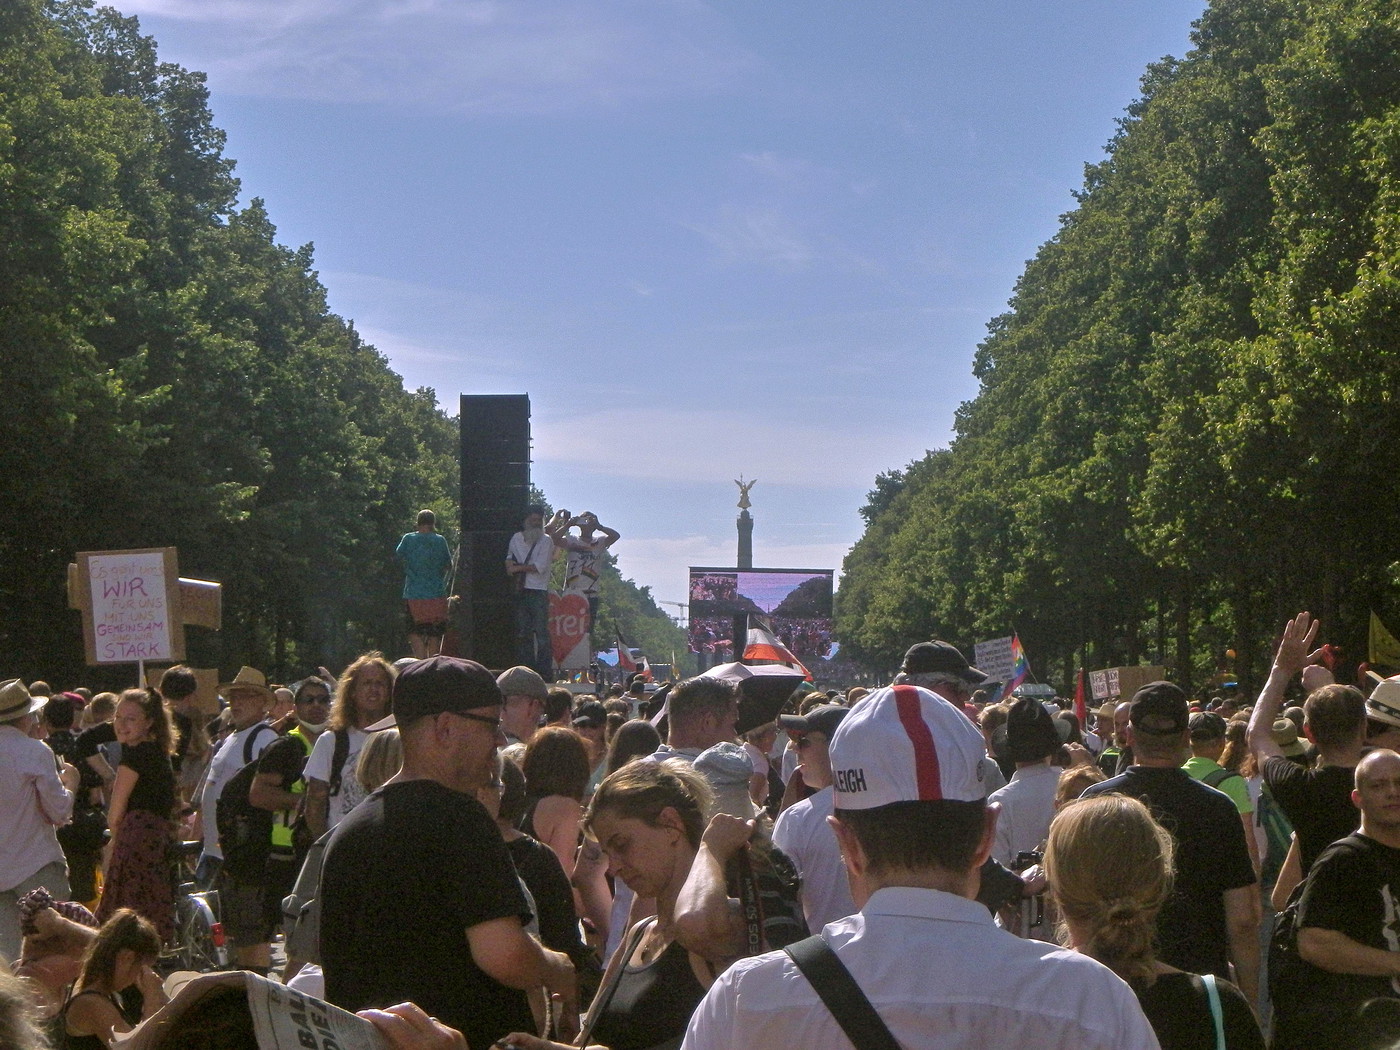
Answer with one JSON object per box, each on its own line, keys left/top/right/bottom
{"left": 3, "top": 610, "right": 1400, "bottom": 1049}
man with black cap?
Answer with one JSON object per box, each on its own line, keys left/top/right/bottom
{"left": 681, "top": 684, "right": 1157, "bottom": 1049}
{"left": 1082, "top": 680, "right": 1260, "bottom": 1004}
{"left": 772, "top": 704, "right": 856, "bottom": 930}
{"left": 988, "top": 698, "right": 1063, "bottom": 869}
{"left": 895, "top": 640, "right": 989, "bottom": 702}
{"left": 319, "top": 656, "right": 576, "bottom": 1050}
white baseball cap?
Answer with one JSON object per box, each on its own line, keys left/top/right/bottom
{"left": 830, "top": 684, "right": 990, "bottom": 809}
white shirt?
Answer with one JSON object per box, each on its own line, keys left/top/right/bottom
{"left": 199, "top": 721, "right": 275, "bottom": 859}
{"left": 0, "top": 725, "right": 74, "bottom": 889}
{"left": 681, "top": 886, "right": 1160, "bottom": 1050}
{"left": 507, "top": 530, "right": 553, "bottom": 590}
{"left": 742, "top": 740, "right": 769, "bottom": 778}
{"left": 988, "top": 762, "right": 1061, "bottom": 867}
{"left": 304, "top": 726, "right": 370, "bottom": 830}
{"left": 771, "top": 786, "right": 856, "bottom": 931}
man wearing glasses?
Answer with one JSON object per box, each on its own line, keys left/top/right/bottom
{"left": 772, "top": 704, "right": 855, "bottom": 930}
{"left": 319, "top": 656, "right": 577, "bottom": 1050}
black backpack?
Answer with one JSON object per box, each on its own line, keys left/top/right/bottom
{"left": 1268, "top": 834, "right": 1368, "bottom": 1006}
{"left": 215, "top": 723, "right": 276, "bottom": 879}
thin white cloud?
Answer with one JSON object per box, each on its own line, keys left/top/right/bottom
{"left": 532, "top": 407, "right": 921, "bottom": 490}
{"left": 739, "top": 151, "right": 810, "bottom": 181}
{"left": 682, "top": 205, "right": 813, "bottom": 269}
{"left": 115, "top": 0, "right": 758, "bottom": 113}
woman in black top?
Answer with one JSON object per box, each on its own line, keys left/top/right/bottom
{"left": 61, "top": 909, "right": 166, "bottom": 1048}
{"left": 503, "top": 760, "right": 748, "bottom": 1050}
{"left": 95, "top": 689, "right": 177, "bottom": 941}
{"left": 1045, "top": 793, "right": 1265, "bottom": 1050}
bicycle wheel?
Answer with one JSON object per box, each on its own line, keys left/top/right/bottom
{"left": 178, "top": 892, "right": 229, "bottom": 971}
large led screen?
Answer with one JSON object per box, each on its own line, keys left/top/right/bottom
{"left": 688, "top": 567, "right": 834, "bottom": 662}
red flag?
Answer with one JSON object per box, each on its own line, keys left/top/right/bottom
{"left": 1074, "top": 667, "right": 1088, "bottom": 728}
{"left": 743, "top": 621, "right": 812, "bottom": 681}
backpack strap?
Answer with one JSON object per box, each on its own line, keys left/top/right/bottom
{"left": 241, "top": 722, "right": 273, "bottom": 765}
{"left": 1200, "top": 974, "right": 1225, "bottom": 1050}
{"left": 328, "top": 728, "right": 350, "bottom": 796}
{"left": 1202, "top": 766, "right": 1241, "bottom": 790}
{"left": 783, "top": 935, "right": 901, "bottom": 1050}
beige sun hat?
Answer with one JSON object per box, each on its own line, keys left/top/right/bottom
{"left": 0, "top": 679, "right": 44, "bottom": 723}
{"left": 218, "top": 666, "right": 274, "bottom": 702}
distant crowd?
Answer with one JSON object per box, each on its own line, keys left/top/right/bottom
{"left": 3, "top": 610, "right": 1400, "bottom": 1049}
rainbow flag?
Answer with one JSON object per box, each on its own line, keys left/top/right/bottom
{"left": 1005, "top": 633, "right": 1030, "bottom": 696}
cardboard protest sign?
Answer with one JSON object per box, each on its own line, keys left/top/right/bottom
{"left": 76, "top": 548, "right": 185, "bottom": 664}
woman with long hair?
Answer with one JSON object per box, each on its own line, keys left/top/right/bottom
{"left": 1044, "top": 794, "right": 1264, "bottom": 1049}
{"left": 504, "top": 760, "right": 748, "bottom": 1050}
{"left": 521, "top": 727, "right": 593, "bottom": 878}
{"left": 96, "top": 689, "right": 177, "bottom": 941}
{"left": 60, "top": 909, "right": 167, "bottom": 1048}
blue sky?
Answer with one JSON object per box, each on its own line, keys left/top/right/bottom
{"left": 113, "top": 0, "right": 1206, "bottom": 619}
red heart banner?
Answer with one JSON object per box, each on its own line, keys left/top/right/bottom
{"left": 550, "top": 593, "right": 592, "bottom": 669}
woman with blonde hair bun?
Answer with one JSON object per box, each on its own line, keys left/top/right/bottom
{"left": 1044, "top": 794, "right": 1263, "bottom": 1049}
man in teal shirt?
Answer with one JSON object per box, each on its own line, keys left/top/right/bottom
{"left": 1184, "top": 710, "right": 1260, "bottom": 877}
{"left": 396, "top": 510, "right": 453, "bottom": 657}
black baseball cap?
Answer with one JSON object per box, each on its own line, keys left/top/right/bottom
{"left": 391, "top": 656, "right": 501, "bottom": 728}
{"left": 1130, "top": 681, "right": 1190, "bottom": 736}
{"left": 778, "top": 704, "right": 849, "bottom": 739}
{"left": 572, "top": 700, "right": 608, "bottom": 729}
{"left": 1188, "top": 711, "right": 1227, "bottom": 741}
{"left": 900, "top": 641, "right": 988, "bottom": 686}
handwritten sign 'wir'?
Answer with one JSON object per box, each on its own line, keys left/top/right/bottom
{"left": 77, "top": 548, "right": 185, "bottom": 665}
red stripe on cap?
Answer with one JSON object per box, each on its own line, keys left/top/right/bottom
{"left": 893, "top": 685, "right": 942, "bottom": 800}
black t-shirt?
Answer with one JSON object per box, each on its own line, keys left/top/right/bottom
{"left": 1261, "top": 756, "right": 1358, "bottom": 874}
{"left": 120, "top": 740, "right": 176, "bottom": 818}
{"left": 1137, "top": 972, "right": 1264, "bottom": 1050}
{"left": 1292, "top": 833, "right": 1400, "bottom": 1040}
{"left": 73, "top": 723, "right": 117, "bottom": 791}
{"left": 45, "top": 729, "right": 77, "bottom": 764}
{"left": 1081, "top": 767, "right": 1257, "bottom": 978}
{"left": 507, "top": 834, "right": 590, "bottom": 966}
{"left": 320, "top": 779, "right": 534, "bottom": 1050}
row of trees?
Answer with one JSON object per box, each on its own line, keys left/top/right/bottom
{"left": 837, "top": 0, "right": 1400, "bottom": 696}
{"left": 1, "top": 1, "right": 684, "bottom": 687}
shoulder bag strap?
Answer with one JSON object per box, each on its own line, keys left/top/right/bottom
{"left": 783, "top": 934, "right": 901, "bottom": 1050}
{"left": 574, "top": 918, "right": 653, "bottom": 1048}
{"left": 1200, "top": 973, "right": 1225, "bottom": 1050}
{"left": 734, "top": 849, "right": 764, "bottom": 956}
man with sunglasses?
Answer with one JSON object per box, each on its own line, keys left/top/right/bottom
{"left": 320, "top": 656, "right": 577, "bottom": 1050}
{"left": 772, "top": 704, "right": 856, "bottom": 930}
{"left": 249, "top": 676, "right": 332, "bottom": 972}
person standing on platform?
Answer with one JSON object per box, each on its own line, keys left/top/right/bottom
{"left": 506, "top": 504, "right": 555, "bottom": 680}
{"left": 547, "top": 510, "right": 619, "bottom": 651}
{"left": 396, "top": 510, "right": 453, "bottom": 659}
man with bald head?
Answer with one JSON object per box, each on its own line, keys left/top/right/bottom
{"left": 1278, "top": 748, "right": 1400, "bottom": 1049}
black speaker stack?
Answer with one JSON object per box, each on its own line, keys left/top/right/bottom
{"left": 458, "top": 394, "right": 531, "bottom": 669}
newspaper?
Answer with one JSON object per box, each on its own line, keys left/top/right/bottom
{"left": 114, "top": 971, "right": 390, "bottom": 1050}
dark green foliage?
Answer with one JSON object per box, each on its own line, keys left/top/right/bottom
{"left": 1, "top": 1, "right": 453, "bottom": 680}
{"left": 839, "top": 0, "right": 1400, "bottom": 692}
